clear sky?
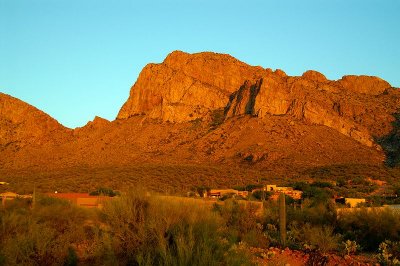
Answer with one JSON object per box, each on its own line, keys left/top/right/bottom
{"left": 1, "top": 0, "right": 399, "bottom": 128}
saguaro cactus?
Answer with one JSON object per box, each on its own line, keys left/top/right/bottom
{"left": 279, "top": 193, "right": 287, "bottom": 246}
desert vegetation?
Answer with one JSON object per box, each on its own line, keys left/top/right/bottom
{"left": 1, "top": 187, "right": 400, "bottom": 265}
{"left": 2, "top": 163, "right": 400, "bottom": 200}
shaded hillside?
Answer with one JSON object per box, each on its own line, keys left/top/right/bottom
{"left": 376, "top": 112, "right": 400, "bottom": 167}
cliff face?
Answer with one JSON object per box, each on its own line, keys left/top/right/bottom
{"left": 117, "top": 51, "right": 266, "bottom": 122}
{"left": 226, "top": 72, "right": 398, "bottom": 147}
{"left": 0, "top": 93, "right": 70, "bottom": 149}
{"left": 118, "top": 51, "right": 398, "bottom": 148}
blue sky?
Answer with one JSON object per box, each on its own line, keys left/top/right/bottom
{"left": 1, "top": 0, "right": 399, "bottom": 128}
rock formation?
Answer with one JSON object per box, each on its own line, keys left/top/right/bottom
{"left": 117, "top": 51, "right": 266, "bottom": 122}
{"left": 118, "top": 51, "right": 399, "bottom": 148}
{"left": 0, "top": 51, "right": 399, "bottom": 176}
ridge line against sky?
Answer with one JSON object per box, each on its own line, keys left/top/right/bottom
{"left": 1, "top": 0, "right": 399, "bottom": 128}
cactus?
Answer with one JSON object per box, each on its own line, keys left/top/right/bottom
{"left": 279, "top": 193, "right": 287, "bottom": 246}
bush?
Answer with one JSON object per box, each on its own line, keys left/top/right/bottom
{"left": 287, "top": 200, "right": 337, "bottom": 227}
{"left": 290, "top": 223, "right": 341, "bottom": 253}
{"left": 0, "top": 190, "right": 256, "bottom": 265}
{"left": 215, "top": 199, "right": 267, "bottom": 248}
{"left": 101, "top": 190, "right": 252, "bottom": 265}
{"left": 250, "top": 190, "right": 272, "bottom": 201}
{"left": 377, "top": 240, "right": 400, "bottom": 265}
{"left": 342, "top": 240, "right": 360, "bottom": 255}
{"left": 312, "top": 181, "right": 334, "bottom": 189}
{"left": 89, "top": 187, "right": 120, "bottom": 197}
{"left": 301, "top": 187, "right": 333, "bottom": 205}
{"left": 338, "top": 208, "right": 400, "bottom": 251}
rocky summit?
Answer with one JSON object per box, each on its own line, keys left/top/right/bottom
{"left": 0, "top": 51, "right": 399, "bottom": 191}
{"left": 118, "top": 51, "right": 399, "bottom": 148}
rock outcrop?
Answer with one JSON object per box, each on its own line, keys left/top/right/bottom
{"left": 338, "top": 75, "right": 391, "bottom": 95}
{"left": 117, "top": 51, "right": 266, "bottom": 122}
{"left": 225, "top": 71, "right": 398, "bottom": 147}
{"left": 118, "top": 51, "right": 398, "bottom": 148}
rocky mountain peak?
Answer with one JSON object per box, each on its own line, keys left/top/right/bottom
{"left": 116, "top": 51, "right": 398, "bottom": 149}
{"left": 117, "top": 51, "right": 265, "bottom": 122}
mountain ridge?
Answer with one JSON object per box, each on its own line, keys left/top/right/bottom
{"left": 0, "top": 51, "right": 399, "bottom": 177}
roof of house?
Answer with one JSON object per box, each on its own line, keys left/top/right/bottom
{"left": 0, "top": 192, "right": 18, "bottom": 197}
{"left": 46, "top": 193, "right": 106, "bottom": 199}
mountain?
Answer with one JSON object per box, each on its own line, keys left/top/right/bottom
{"left": 0, "top": 51, "right": 399, "bottom": 193}
{"left": 0, "top": 93, "right": 71, "bottom": 150}
{"left": 118, "top": 51, "right": 399, "bottom": 148}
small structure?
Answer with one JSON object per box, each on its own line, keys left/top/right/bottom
{"left": 0, "top": 182, "right": 9, "bottom": 185}
{"left": 335, "top": 197, "right": 366, "bottom": 208}
{"left": 263, "top": 185, "right": 303, "bottom": 200}
{"left": 0, "top": 192, "right": 18, "bottom": 206}
{"left": 46, "top": 193, "right": 110, "bottom": 208}
{"left": 208, "top": 189, "right": 248, "bottom": 198}
{"left": 0, "top": 192, "right": 32, "bottom": 206}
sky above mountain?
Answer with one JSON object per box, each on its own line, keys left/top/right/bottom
{"left": 1, "top": 0, "right": 399, "bottom": 128}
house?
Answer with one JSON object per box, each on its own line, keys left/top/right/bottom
{"left": 0, "top": 192, "right": 32, "bottom": 206}
{"left": 345, "top": 198, "right": 366, "bottom": 208}
{"left": 335, "top": 197, "right": 366, "bottom": 208}
{"left": 266, "top": 185, "right": 277, "bottom": 192}
{"left": 46, "top": 193, "right": 111, "bottom": 208}
{"left": 208, "top": 189, "right": 248, "bottom": 198}
{"left": 238, "top": 190, "right": 249, "bottom": 197}
{"left": 264, "top": 185, "right": 303, "bottom": 200}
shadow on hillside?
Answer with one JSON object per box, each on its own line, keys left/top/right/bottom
{"left": 375, "top": 112, "right": 400, "bottom": 167}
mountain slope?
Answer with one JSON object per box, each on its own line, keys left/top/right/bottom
{"left": 0, "top": 93, "right": 71, "bottom": 150}
{"left": 0, "top": 51, "right": 399, "bottom": 186}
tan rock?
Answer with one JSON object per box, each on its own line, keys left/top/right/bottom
{"left": 117, "top": 51, "right": 266, "bottom": 122}
{"left": 338, "top": 75, "right": 391, "bottom": 95}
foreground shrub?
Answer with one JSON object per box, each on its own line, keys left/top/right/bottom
{"left": 100, "top": 191, "right": 253, "bottom": 265}
{"left": 0, "top": 197, "right": 90, "bottom": 266}
{"left": 288, "top": 223, "right": 341, "bottom": 253}
{"left": 287, "top": 200, "right": 337, "bottom": 227}
{"left": 342, "top": 240, "right": 360, "bottom": 256}
{"left": 377, "top": 240, "right": 400, "bottom": 266}
{"left": 338, "top": 208, "right": 400, "bottom": 251}
{"left": 0, "top": 191, "right": 256, "bottom": 265}
{"left": 214, "top": 199, "right": 268, "bottom": 248}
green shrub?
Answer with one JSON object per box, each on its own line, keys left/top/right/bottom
{"left": 312, "top": 181, "right": 334, "bottom": 189}
{"left": 287, "top": 200, "right": 337, "bottom": 226}
{"left": 64, "top": 247, "right": 78, "bottom": 266}
{"left": 251, "top": 190, "right": 272, "bottom": 201}
{"left": 214, "top": 199, "right": 267, "bottom": 248}
{"left": 338, "top": 208, "right": 400, "bottom": 251}
{"left": 377, "top": 240, "right": 400, "bottom": 265}
{"left": 100, "top": 191, "right": 253, "bottom": 265}
{"left": 289, "top": 223, "right": 341, "bottom": 253}
{"left": 342, "top": 240, "right": 360, "bottom": 255}
{"left": 89, "top": 187, "right": 120, "bottom": 197}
